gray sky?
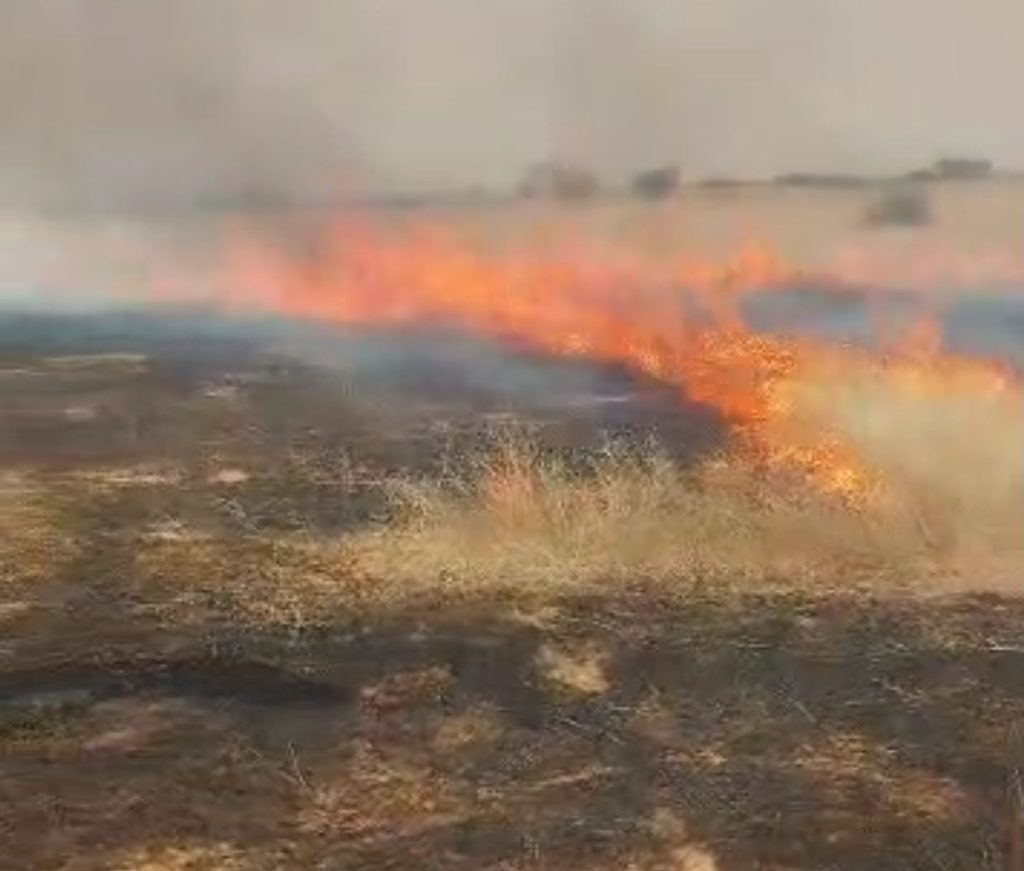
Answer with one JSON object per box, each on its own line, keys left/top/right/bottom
{"left": 2, "top": 0, "right": 1022, "bottom": 208}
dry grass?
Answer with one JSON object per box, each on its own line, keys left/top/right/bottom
{"left": 3, "top": 298, "right": 1024, "bottom": 869}
{"left": 15, "top": 349, "right": 1012, "bottom": 640}
{"left": 0, "top": 474, "right": 75, "bottom": 591}
{"left": 377, "top": 178, "right": 1024, "bottom": 267}
{"left": 345, "top": 436, "right": 775, "bottom": 596}
{"left": 342, "top": 446, "right": 882, "bottom": 598}
{"left": 2, "top": 474, "right": 1022, "bottom": 869}
{"left": 343, "top": 362, "right": 1023, "bottom": 599}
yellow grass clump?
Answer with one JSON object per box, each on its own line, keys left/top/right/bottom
{"left": 345, "top": 359, "right": 1024, "bottom": 598}
{"left": 346, "top": 437, "right": 901, "bottom": 597}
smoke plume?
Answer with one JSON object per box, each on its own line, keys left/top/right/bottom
{"left": 1, "top": 0, "right": 1022, "bottom": 210}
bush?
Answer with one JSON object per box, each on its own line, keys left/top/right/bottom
{"left": 864, "top": 186, "right": 932, "bottom": 227}
{"left": 932, "top": 157, "right": 992, "bottom": 179}
{"left": 631, "top": 166, "right": 680, "bottom": 199}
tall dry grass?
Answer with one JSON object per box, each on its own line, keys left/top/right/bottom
{"left": 347, "top": 441, "right": 895, "bottom": 597}
{"left": 346, "top": 367, "right": 1024, "bottom": 597}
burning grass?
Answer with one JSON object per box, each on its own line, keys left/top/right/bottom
{"left": 204, "top": 216, "right": 1024, "bottom": 516}
{"left": 792, "top": 364, "right": 1024, "bottom": 559}
{"left": 4, "top": 245, "right": 1024, "bottom": 869}
{"left": 344, "top": 435, "right": 871, "bottom": 597}
{"left": 2, "top": 334, "right": 1024, "bottom": 870}
{"left": 106, "top": 350, "right": 1024, "bottom": 626}
{"left": 345, "top": 355, "right": 1024, "bottom": 599}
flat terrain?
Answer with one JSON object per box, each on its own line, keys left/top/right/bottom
{"left": 1, "top": 184, "right": 1023, "bottom": 869}
{"left": 0, "top": 311, "right": 1022, "bottom": 871}
{"left": 3, "top": 178, "right": 1024, "bottom": 310}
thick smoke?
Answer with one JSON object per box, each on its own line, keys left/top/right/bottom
{"left": 1, "top": 0, "right": 1023, "bottom": 210}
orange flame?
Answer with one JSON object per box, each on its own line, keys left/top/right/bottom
{"left": 207, "top": 219, "right": 1017, "bottom": 502}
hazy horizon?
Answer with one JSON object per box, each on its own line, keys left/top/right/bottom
{"left": 2, "top": 0, "right": 1023, "bottom": 209}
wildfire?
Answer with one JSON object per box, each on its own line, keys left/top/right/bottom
{"left": 212, "top": 220, "right": 1018, "bottom": 503}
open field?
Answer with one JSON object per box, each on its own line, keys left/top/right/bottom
{"left": 1, "top": 302, "right": 1022, "bottom": 870}
{"left": 3, "top": 178, "right": 1024, "bottom": 310}
{"left": 2, "top": 183, "right": 1024, "bottom": 870}
{"left": 381, "top": 179, "right": 1024, "bottom": 267}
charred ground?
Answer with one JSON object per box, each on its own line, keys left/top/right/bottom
{"left": 1, "top": 311, "right": 1023, "bottom": 870}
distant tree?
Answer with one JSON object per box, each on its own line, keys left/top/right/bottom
{"left": 864, "top": 185, "right": 932, "bottom": 227}
{"left": 631, "top": 166, "right": 680, "bottom": 199}
{"left": 519, "top": 162, "right": 599, "bottom": 200}
{"left": 931, "top": 157, "right": 992, "bottom": 179}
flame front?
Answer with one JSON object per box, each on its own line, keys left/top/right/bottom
{"left": 214, "top": 220, "right": 1017, "bottom": 502}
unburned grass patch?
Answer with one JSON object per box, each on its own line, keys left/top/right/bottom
{"left": 342, "top": 432, "right": 948, "bottom": 599}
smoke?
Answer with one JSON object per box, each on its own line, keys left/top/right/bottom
{"left": 2, "top": 0, "right": 1023, "bottom": 210}
{"left": 0, "top": 1, "right": 372, "bottom": 210}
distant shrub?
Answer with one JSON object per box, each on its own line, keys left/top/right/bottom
{"left": 631, "top": 166, "right": 680, "bottom": 199}
{"left": 519, "top": 162, "right": 599, "bottom": 200}
{"left": 864, "top": 186, "right": 932, "bottom": 227}
{"left": 905, "top": 158, "right": 993, "bottom": 182}
{"left": 932, "top": 157, "right": 992, "bottom": 179}
{"left": 773, "top": 173, "right": 870, "bottom": 188}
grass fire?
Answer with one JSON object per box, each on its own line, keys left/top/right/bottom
{"left": 3, "top": 200, "right": 1023, "bottom": 869}
{"left": 3, "top": 3, "right": 1024, "bottom": 868}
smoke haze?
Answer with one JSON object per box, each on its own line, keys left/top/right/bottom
{"left": 1, "top": 0, "right": 1022, "bottom": 209}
